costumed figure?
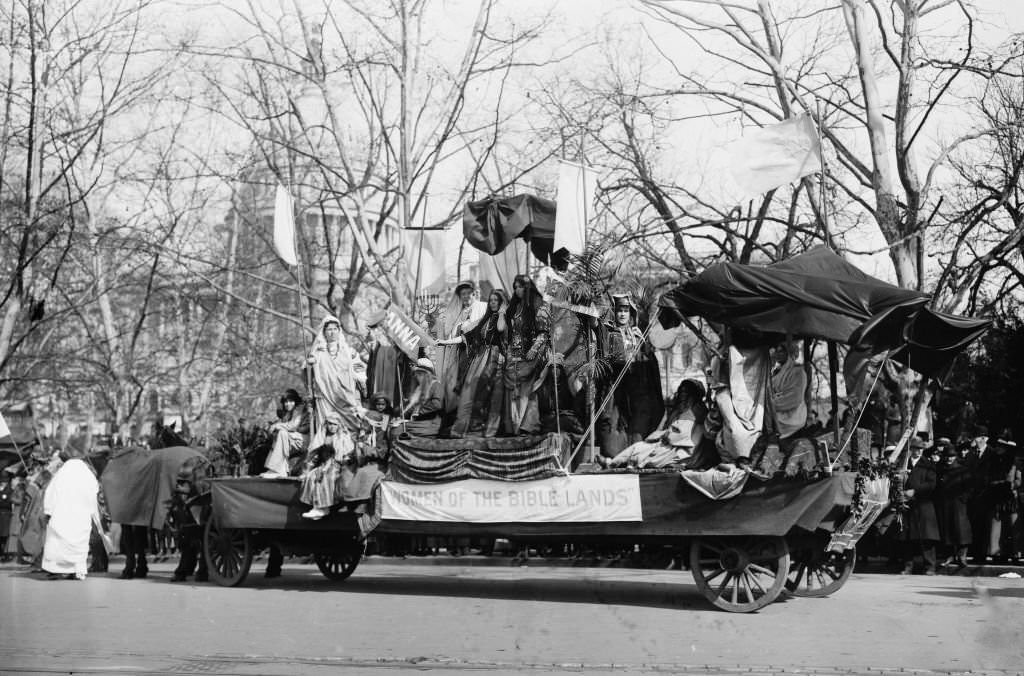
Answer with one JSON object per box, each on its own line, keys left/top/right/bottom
{"left": 41, "top": 456, "right": 100, "bottom": 580}
{"left": 299, "top": 416, "right": 352, "bottom": 520}
{"left": 438, "top": 289, "right": 509, "bottom": 438}
{"left": 497, "top": 275, "right": 549, "bottom": 436}
{"left": 600, "top": 294, "right": 664, "bottom": 456}
{"left": 708, "top": 329, "right": 771, "bottom": 466}
{"left": 400, "top": 358, "right": 444, "bottom": 437}
{"left": 261, "top": 389, "right": 310, "bottom": 478}
{"left": 435, "top": 282, "right": 486, "bottom": 432}
{"left": 363, "top": 392, "right": 395, "bottom": 467}
{"left": 306, "top": 315, "right": 366, "bottom": 450}
{"left": 365, "top": 311, "right": 408, "bottom": 408}
{"left": 598, "top": 378, "right": 709, "bottom": 470}
{"left": 768, "top": 338, "right": 808, "bottom": 440}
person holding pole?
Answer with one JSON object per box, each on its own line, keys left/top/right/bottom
{"left": 305, "top": 315, "right": 366, "bottom": 451}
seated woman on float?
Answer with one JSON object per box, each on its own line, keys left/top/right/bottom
{"left": 598, "top": 378, "right": 709, "bottom": 470}
{"left": 261, "top": 388, "right": 309, "bottom": 478}
{"left": 299, "top": 414, "right": 353, "bottom": 520}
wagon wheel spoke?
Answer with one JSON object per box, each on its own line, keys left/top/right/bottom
{"left": 746, "top": 569, "right": 768, "bottom": 596}
{"left": 703, "top": 567, "right": 726, "bottom": 584}
{"left": 748, "top": 562, "right": 776, "bottom": 578}
{"left": 739, "top": 573, "right": 754, "bottom": 604}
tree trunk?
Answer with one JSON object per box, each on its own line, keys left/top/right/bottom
{"left": 841, "top": 0, "right": 916, "bottom": 288}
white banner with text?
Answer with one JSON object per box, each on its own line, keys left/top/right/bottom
{"left": 381, "top": 475, "right": 643, "bottom": 523}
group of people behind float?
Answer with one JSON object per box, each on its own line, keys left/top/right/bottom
{"left": 260, "top": 276, "right": 834, "bottom": 521}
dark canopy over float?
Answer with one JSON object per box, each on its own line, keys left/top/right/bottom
{"left": 658, "top": 247, "right": 990, "bottom": 381}
{"left": 462, "top": 194, "right": 570, "bottom": 270}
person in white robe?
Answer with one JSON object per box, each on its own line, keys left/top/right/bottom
{"left": 42, "top": 457, "right": 99, "bottom": 580}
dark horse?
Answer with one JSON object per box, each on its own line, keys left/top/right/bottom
{"left": 118, "top": 422, "right": 190, "bottom": 579}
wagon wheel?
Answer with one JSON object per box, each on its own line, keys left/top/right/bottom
{"left": 785, "top": 546, "right": 855, "bottom": 597}
{"left": 203, "top": 518, "right": 253, "bottom": 587}
{"left": 689, "top": 536, "right": 790, "bottom": 613}
{"left": 314, "top": 540, "right": 365, "bottom": 581}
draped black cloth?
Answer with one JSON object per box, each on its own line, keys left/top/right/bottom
{"left": 658, "top": 247, "right": 989, "bottom": 381}
{"left": 462, "top": 194, "right": 570, "bottom": 270}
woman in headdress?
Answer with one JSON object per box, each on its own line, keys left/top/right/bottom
{"left": 299, "top": 414, "right": 351, "bottom": 520}
{"left": 364, "top": 392, "right": 395, "bottom": 463}
{"left": 601, "top": 294, "right": 664, "bottom": 456}
{"left": 401, "top": 358, "right": 444, "bottom": 437}
{"left": 497, "top": 275, "right": 549, "bottom": 435}
{"left": 306, "top": 315, "right": 365, "bottom": 450}
{"left": 434, "top": 281, "right": 486, "bottom": 432}
{"left": 438, "top": 289, "right": 510, "bottom": 437}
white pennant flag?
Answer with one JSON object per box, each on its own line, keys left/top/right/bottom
{"left": 728, "top": 114, "right": 822, "bottom": 198}
{"left": 554, "top": 160, "right": 597, "bottom": 257}
{"left": 273, "top": 184, "right": 299, "bottom": 266}
{"left": 0, "top": 412, "right": 10, "bottom": 439}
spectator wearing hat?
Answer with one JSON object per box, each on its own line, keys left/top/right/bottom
{"left": 979, "top": 437, "right": 1020, "bottom": 563}
{"left": 898, "top": 436, "right": 940, "bottom": 575}
{"left": 936, "top": 440, "right": 972, "bottom": 569}
{"left": 401, "top": 358, "right": 443, "bottom": 437}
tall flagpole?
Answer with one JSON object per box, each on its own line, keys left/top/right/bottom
{"left": 287, "top": 185, "right": 316, "bottom": 441}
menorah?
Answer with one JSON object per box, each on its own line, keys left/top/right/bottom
{"left": 412, "top": 293, "right": 442, "bottom": 326}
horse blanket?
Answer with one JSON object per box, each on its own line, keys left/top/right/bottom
{"left": 101, "top": 446, "right": 206, "bottom": 529}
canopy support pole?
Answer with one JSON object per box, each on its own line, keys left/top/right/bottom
{"left": 828, "top": 341, "right": 840, "bottom": 450}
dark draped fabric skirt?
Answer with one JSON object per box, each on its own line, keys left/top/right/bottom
{"left": 452, "top": 346, "right": 504, "bottom": 437}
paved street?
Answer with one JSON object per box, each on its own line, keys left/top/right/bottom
{"left": 1, "top": 560, "right": 1022, "bottom": 675}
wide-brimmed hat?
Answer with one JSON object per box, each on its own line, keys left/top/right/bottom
{"left": 413, "top": 357, "right": 435, "bottom": 374}
{"left": 993, "top": 438, "right": 1018, "bottom": 451}
{"left": 453, "top": 281, "right": 476, "bottom": 295}
{"left": 370, "top": 392, "right": 393, "bottom": 408}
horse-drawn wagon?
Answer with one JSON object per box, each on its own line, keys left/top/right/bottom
{"left": 200, "top": 248, "right": 989, "bottom": 613}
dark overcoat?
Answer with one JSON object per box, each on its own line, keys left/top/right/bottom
{"left": 902, "top": 457, "right": 941, "bottom": 542}
{"left": 937, "top": 460, "right": 973, "bottom": 546}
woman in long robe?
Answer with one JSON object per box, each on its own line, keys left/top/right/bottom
{"left": 601, "top": 294, "right": 664, "bottom": 456}
{"left": 41, "top": 457, "right": 99, "bottom": 579}
{"left": 434, "top": 282, "right": 486, "bottom": 431}
{"left": 498, "top": 276, "right": 548, "bottom": 436}
{"left": 439, "top": 289, "right": 509, "bottom": 437}
{"left": 306, "top": 315, "right": 365, "bottom": 449}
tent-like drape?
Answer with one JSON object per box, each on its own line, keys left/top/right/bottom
{"left": 463, "top": 194, "right": 570, "bottom": 270}
{"left": 658, "top": 247, "right": 989, "bottom": 381}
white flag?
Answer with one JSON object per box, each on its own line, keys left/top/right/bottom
{"left": 0, "top": 412, "right": 10, "bottom": 439}
{"left": 273, "top": 184, "right": 299, "bottom": 266}
{"left": 728, "top": 115, "right": 822, "bottom": 198}
{"left": 554, "top": 160, "right": 597, "bottom": 256}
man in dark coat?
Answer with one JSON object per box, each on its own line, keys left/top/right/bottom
{"left": 900, "top": 436, "right": 940, "bottom": 575}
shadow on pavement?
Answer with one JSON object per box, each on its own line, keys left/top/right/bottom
{"left": 914, "top": 586, "right": 1024, "bottom": 600}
